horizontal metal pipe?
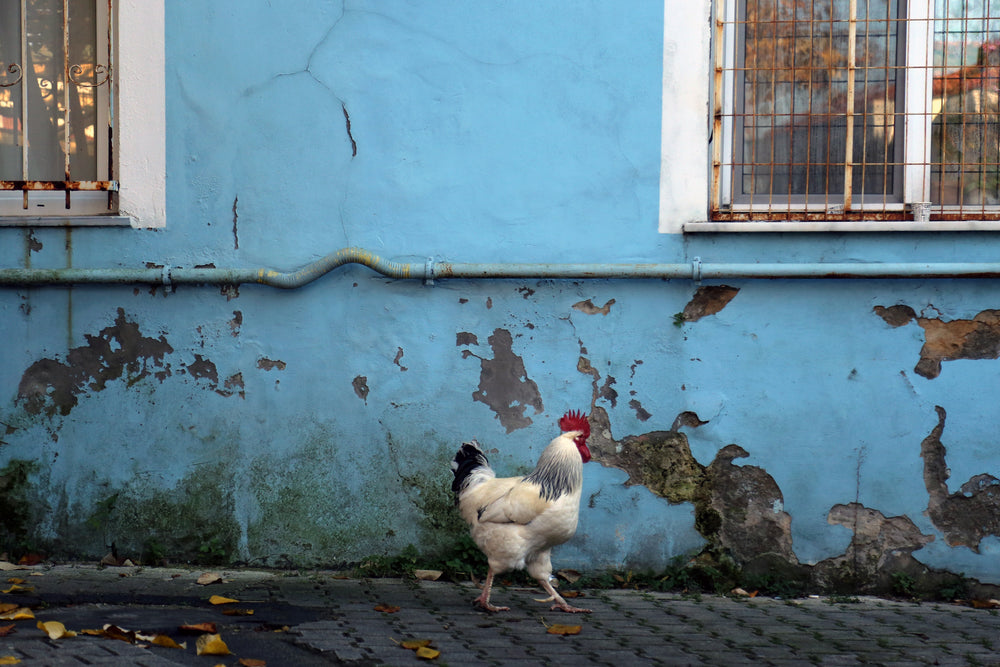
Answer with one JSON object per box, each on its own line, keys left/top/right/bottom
{"left": 3, "top": 247, "right": 1000, "bottom": 288}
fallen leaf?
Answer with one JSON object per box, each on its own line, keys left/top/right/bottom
{"left": 0, "top": 656, "right": 20, "bottom": 664}
{"left": 0, "top": 608, "right": 33, "bottom": 621}
{"left": 400, "top": 639, "right": 433, "bottom": 649}
{"left": 17, "top": 554, "right": 42, "bottom": 566}
{"left": 546, "top": 624, "right": 582, "bottom": 635}
{"left": 0, "top": 604, "right": 16, "bottom": 615}
{"left": 557, "top": 569, "right": 582, "bottom": 583}
{"left": 415, "top": 646, "right": 441, "bottom": 660}
{"left": 197, "top": 572, "right": 223, "bottom": 586}
{"left": 731, "top": 587, "right": 751, "bottom": 597}
{"left": 414, "top": 570, "right": 442, "bottom": 581}
{"left": 238, "top": 659, "right": 267, "bottom": 667}
{"left": 103, "top": 625, "right": 137, "bottom": 643}
{"left": 151, "top": 634, "right": 185, "bottom": 649}
{"left": 0, "top": 624, "right": 14, "bottom": 637}
{"left": 79, "top": 629, "right": 105, "bottom": 636}
{"left": 1, "top": 585, "right": 32, "bottom": 594}
{"left": 36, "top": 621, "right": 76, "bottom": 640}
{"left": 208, "top": 595, "right": 239, "bottom": 605}
{"left": 221, "top": 608, "right": 255, "bottom": 616}
{"left": 5, "top": 579, "right": 24, "bottom": 585}
{"left": 374, "top": 603, "right": 401, "bottom": 613}
{"left": 969, "top": 598, "right": 1000, "bottom": 609}
{"left": 0, "top": 563, "right": 18, "bottom": 572}
{"left": 195, "top": 633, "right": 231, "bottom": 656}
{"left": 179, "top": 622, "right": 217, "bottom": 634}
{"left": 563, "top": 591, "right": 584, "bottom": 599}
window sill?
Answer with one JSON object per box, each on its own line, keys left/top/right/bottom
{"left": 0, "top": 216, "right": 134, "bottom": 228}
{"left": 684, "top": 220, "right": 1000, "bottom": 233}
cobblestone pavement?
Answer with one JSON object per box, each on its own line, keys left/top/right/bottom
{"left": 0, "top": 564, "right": 998, "bottom": 665}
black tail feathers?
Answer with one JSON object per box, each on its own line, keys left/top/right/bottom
{"left": 451, "top": 440, "right": 489, "bottom": 495}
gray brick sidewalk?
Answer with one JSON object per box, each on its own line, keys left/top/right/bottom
{"left": 1, "top": 565, "right": 999, "bottom": 665}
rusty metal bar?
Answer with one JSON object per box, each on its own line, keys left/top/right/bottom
{"left": 843, "top": 0, "right": 858, "bottom": 210}
{"left": 0, "top": 180, "right": 117, "bottom": 191}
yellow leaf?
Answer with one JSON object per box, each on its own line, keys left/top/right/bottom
{"left": 374, "top": 603, "right": 401, "bottom": 613}
{"left": 195, "top": 633, "right": 231, "bottom": 656}
{"left": 5, "top": 579, "right": 24, "bottom": 585}
{"left": 546, "top": 624, "right": 582, "bottom": 635}
{"left": 208, "top": 595, "right": 239, "bottom": 605}
{"left": 0, "top": 656, "right": 20, "bottom": 664}
{"left": 0, "top": 604, "right": 16, "bottom": 615}
{"left": 1, "top": 585, "right": 32, "bottom": 594}
{"left": 36, "top": 621, "right": 77, "bottom": 640}
{"left": 197, "top": 572, "right": 223, "bottom": 586}
{"left": 400, "top": 639, "right": 433, "bottom": 649}
{"left": 151, "top": 634, "right": 185, "bottom": 649}
{"left": 221, "top": 608, "right": 255, "bottom": 616}
{"left": 415, "top": 646, "right": 441, "bottom": 660}
{"left": 0, "top": 608, "right": 33, "bottom": 621}
{"left": 238, "top": 659, "right": 267, "bottom": 666}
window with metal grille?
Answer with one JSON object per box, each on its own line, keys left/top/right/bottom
{"left": 711, "top": 0, "right": 1000, "bottom": 223}
{"left": 0, "top": 0, "right": 115, "bottom": 217}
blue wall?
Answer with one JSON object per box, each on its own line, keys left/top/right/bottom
{"left": 1, "top": 1, "right": 999, "bottom": 591}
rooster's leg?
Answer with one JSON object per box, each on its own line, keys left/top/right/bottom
{"left": 473, "top": 568, "right": 510, "bottom": 612}
{"left": 538, "top": 578, "right": 591, "bottom": 613}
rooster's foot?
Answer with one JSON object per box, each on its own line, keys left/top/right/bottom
{"left": 473, "top": 598, "right": 510, "bottom": 613}
{"left": 551, "top": 602, "right": 592, "bottom": 613}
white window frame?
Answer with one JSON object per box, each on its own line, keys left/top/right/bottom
{"left": 664, "top": 0, "right": 1000, "bottom": 232}
{"left": 0, "top": 0, "right": 165, "bottom": 229}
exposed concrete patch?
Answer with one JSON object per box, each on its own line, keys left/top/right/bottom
{"left": 17, "top": 308, "right": 174, "bottom": 417}
{"left": 588, "top": 406, "right": 795, "bottom": 565}
{"left": 393, "top": 347, "right": 408, "bottom": 372}
{"left": 920, "top": 406, "right": 1000, "bottom": 552}
{"left": 706, "top": 444, "right": 797, "bottom": 564}
{"left": 814, "top": 502, "right": 934, "bottom": 590}
{"left": 462, "top": 328, "right": 543, "bottom": 432}
{"left": 874, "top": 305, "right": 1000, "bottom": 378}
{"left": 682, "top": 285, "right": 740, "bottom": 322}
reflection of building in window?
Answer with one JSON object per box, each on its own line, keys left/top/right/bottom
{"left": 712, "top": 0, "right": 1000, "bottom": 222}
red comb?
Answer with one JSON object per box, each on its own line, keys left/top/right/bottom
{"left": 559, "top": 410, "right": 590, "bottom": 438}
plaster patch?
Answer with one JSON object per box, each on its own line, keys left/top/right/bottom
{"left": 573, "top": 298, "right": 616, "bottom": 315}
{"left": 352, "top": 376, "right": 369, "bottom": 403}
{"left": 874, "top": 305, "right": 1000, "bottom": 378}
{"left": 682, "top": 286, "right": 739, "bottom": 322}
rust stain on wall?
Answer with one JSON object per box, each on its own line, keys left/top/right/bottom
{"left": 460, "top": 328, "right": 543, "bottom": 432}
{"left": 682, "top": 285, "right": 739, "bottom": 322}
{"left": 17, "top": 308, "right": 173, "bottom": 417}
{"left": 921, "top": 406, "right": 1000, "bottom": 552}
{"left": 874, "top": 305, "right": 1000, "bottom": 378}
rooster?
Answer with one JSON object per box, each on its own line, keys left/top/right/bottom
{"left": 451, "top": 410, "right": 592, "bottom": 613}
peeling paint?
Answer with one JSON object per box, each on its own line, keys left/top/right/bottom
{"left": 682, "top": 285, "right": 739, "bottom": 322}
{"left": 921, "top": 406, "right": 1000, "bottom": 552}
{"left": 874, "top": 305, "right": 1000, "bottom": 378}
{"left": 229, "top": 311, "right": 242, "bottom": 336}
{"left": 573, "top": 298, "right": 616, "bottom": 315}
{"left": 393, "top": 347, "right": 408, "bottom": 371}
{"left": 17, "top": 308, "right": 173, "bottom": 417}
{"left": 464, "top": 328, "right": 543, "bottom": 432}
{"left": 257, "top": 358, "right": 286, "bottom": 371}
{"left": 352, "top": 375, "right": 369, "bottom": 403}
{"left": 456, "top": 332, "right": 478, "bottom": 346}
